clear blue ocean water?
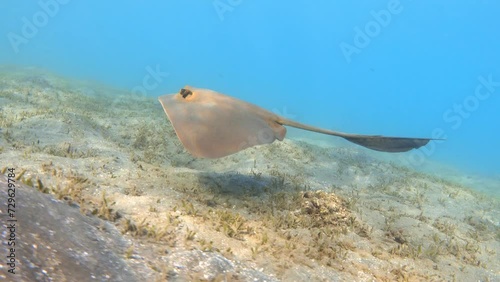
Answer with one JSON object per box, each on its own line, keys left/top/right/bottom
{"left": 1, "top": 1, "right": 499, "bottom": 179}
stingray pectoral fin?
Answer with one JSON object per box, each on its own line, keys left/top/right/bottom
{"left": 342, "top": 135, "right": 431, "bottom": 152}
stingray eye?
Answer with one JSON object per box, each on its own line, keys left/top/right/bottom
{"left": 179, "top": 88, "right": 193, "bottom": 99}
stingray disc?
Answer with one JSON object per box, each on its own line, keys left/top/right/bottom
{"left": 158, "top": 86, "right": 286, "bottom": 158}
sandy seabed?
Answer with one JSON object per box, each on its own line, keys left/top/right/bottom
{"left": 0, "top": 66, "right": 499, "bottom": 281}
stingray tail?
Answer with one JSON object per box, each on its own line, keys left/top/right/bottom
{"left": 341, "top": 135, "right": 431, "bottom": 152}
{"left": 278, "top": 118, "right": 437, "bottom": 153}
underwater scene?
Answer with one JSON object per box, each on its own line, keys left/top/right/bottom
{"left": 1, "top": 1, "right": 499, "bottom": 281}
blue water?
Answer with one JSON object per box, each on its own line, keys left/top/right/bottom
{"left": 1, "top": 1, "right": 499, "bottom": 178}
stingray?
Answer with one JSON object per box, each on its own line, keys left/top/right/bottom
{"left": 158, "top": 86, "right": 435, "bottom": 158}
